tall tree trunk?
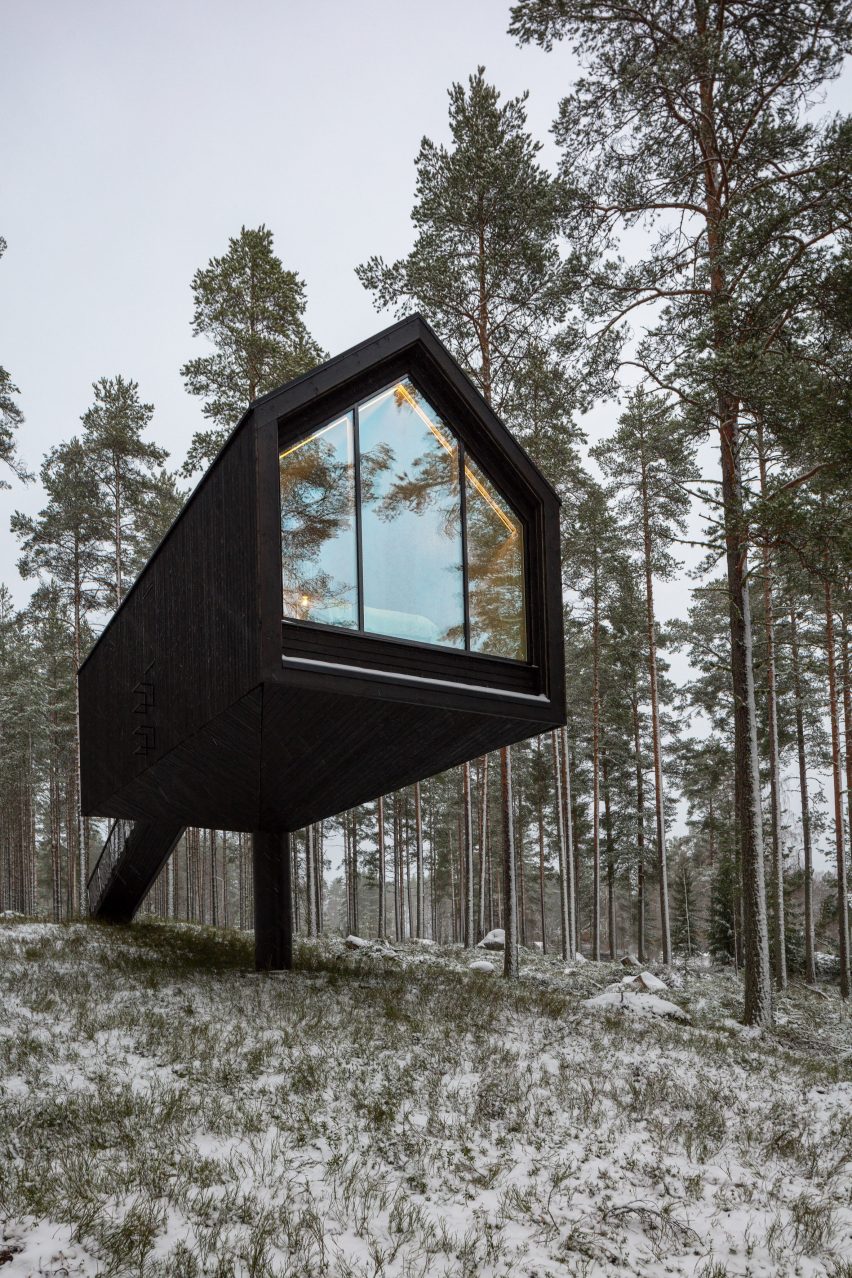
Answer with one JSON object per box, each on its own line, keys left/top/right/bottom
{"left": 415, "top": 782, "right": 425, "bottom": 940}
{"left": 210, "top": 829, "right": 219, "bottom": 927}
{"left": 51, "top": 760, "right": 61, "bottom": 921}
{"left": 291, "top": 829, "right": 300, "bottom": 934}
{"left": 631, "top": 689, "right": 646, "bottom": 963}
{"left": 501, "top": 747, "right": 518, "bottom": 979}
{"left": 697, "top": 45, "right": 771, "bottom": 1024}
{"left": 602, "top": 747, "right": 616, "bottom": 960}
{"left": 517, "top": 805, "right": 527, "bottom": 949}
{"left": 639, "top": 458, "right": 672, "bottom": 963}
{"left": 757, "top": 419, "right": 786, "bottom": 989}
{"left": 824, "top": 578, "right": 850, "bottom": 998}
{"left": 404, "top": 803, "right": 413, "bottom": 939}
{"left": 553, "top": 728, "right": 574, "bottom": 960}
{"left": 841, "top": 610, "right": 852, "bottom": 874}
{"left": 429, "top": 790, "right": 438, "bottom": 941}
{"left": 394, "top": 797, "right": 403, "bottom": 941}
{"left": 591, "top": 559, "right": 601, "bottom": 961}
{"left": 305, "top": 824, "right": 317, "bottom": 937}
{"left": 570, "top": 748, "right": 582, "bottom": 953}
{"left": 352, "top": 811, "right": 360, "bottom": 936}
{"left": 377, "top": 796, "right": 386, "bottom": 940}
{"left": 448, "top": 826, "right": 456, "bottom": 944}
{"left": 315, "top": 823, "right": 324, "bottom": 932}
{"left": 477, "top": 756, "right": 489, "bottom": 940}
{"left": 537, "top": 749, "right": 547, "bottom": 953}
{"left": 462, "top": 764, "right": 474, "bottom": 946}
{"left": 719, "top": 401, "right": 772, "bottom": 1024}
{"left": 238, "top": 832, "right": 245, "bottom": 930}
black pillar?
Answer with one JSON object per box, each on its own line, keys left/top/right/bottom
{"left": 252, "top": 829, "right": 293, "bottom": 971}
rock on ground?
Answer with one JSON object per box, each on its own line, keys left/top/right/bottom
{"left": 583, "top": 988, "right": 691, "bottom": 1022}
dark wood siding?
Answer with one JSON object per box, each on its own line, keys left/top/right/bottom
{"left": 79, "top": 420, "right": 261, "bottom": 817}
{"left": 80, "top": 316, "right": 566, "bottom": 835}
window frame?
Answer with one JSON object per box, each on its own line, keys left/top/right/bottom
{"left": 275, "top": 348, "right": 545, "bottom": 696}
{"left": 280, "top": 373, "right": 527, "bottom": 661}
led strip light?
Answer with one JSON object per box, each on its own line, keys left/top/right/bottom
{"left": 279, "top": 384, "right": 518, "bottom": 538}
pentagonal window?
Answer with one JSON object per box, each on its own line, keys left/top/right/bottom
{"left": 279, "top": 378, "right": 527, "bottom": 660}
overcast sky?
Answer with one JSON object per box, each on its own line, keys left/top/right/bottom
{"left": 2, "top": 1, "right": 848, "bottom": 861}
{"left": 0, "top": 0, "right": 587, "bottom": 598}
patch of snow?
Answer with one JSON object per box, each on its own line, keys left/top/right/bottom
{"left": 719, "top": 1016, "right": 763, "bottom": 1039}
{"left": 632, "top": 970, "right": 669, "bottom": 993}
{"left": 583, "top": 988, "right": 691, "bottom": 1021}
{"left": 0, "top": 1217, "right": 97, "bottom": 1275}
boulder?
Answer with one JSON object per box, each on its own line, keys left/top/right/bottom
{"left": 469, "top": 959, "right": 495, "bottom": 974}
{"left": 478, "top": 928, "right": 505, "bottom": 951}
{"left": 344, "top": 934, "right": 371, "bottom": 950}
{"left": 583, "top": 989, "right": 690, "bottom": 1022}
{"left": 634, "top": 970, "right": 668, "bottom": 993}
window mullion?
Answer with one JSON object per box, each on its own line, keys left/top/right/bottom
{"left": 352, "top": 405, "right": 365, "bottom": 633}
{"left": 459, "top": 440, "right": 470, "bottom": 651}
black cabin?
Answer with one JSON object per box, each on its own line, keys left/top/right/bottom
{"left": 79, "top": 315, "right": 566, "bottom": 966}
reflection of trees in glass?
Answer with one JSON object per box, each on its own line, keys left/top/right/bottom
{"left": 359, "top": 383, "right": 464, "bottom": 646}
{"left": 361, "top": 384, "right": 461, "bottom": 538}
{"left": 280, "top": 381, "right": 527, "bottom": 657}
{"left": 280, "top": 416, "right": 357, "bottom": 626}
{"left": 466, "top": 459, "right": 525, "bottom": 660}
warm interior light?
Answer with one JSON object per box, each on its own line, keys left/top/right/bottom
{"left": 393, "top": 384, "right": 518, "bottom": 537}
{"left": 279, "top": 386, "right": 519, "bottom": 540}
{"left": 280, "top": 416, "right": 347, "bottom": 459}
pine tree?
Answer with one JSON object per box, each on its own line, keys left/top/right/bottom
{"left": 0, "top": 586, "right": 41, "bottom": 915}
{"left": 358, "top": 68, "right": 573, "bottom": 975}
{"left": 181, "top": 225, "right": 325, "bottom": 474}
{"left": 81, "top": 377, "right": 168, "bottom": 608}
{"left": 595, "top": 390, "right": 696, "bottom": 963}
{"left": 510, "top": 0, "right": 852, "bottom": 1022}
{"left": 0, "top": 237, "right": 30, "bottom": 487}
{"left": 357, "top": 68, "right": 572, "bottom": 417}
{"left": 12, "top": 437, "right": 108, "bottom": 909}
{"left": 564, "top": 478, "right": 621, "bottom": 959}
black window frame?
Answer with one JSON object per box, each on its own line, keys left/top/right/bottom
{"left": 275, "top": 346, "right": 546, "bottom": 698}
{"left": 279, "top": 371, "right": 529, "bottom": 662}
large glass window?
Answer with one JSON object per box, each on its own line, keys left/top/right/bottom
{"left": 279, "top": 379, "right": 528, "bottom": 660}
{"left": 359, "top": 382, "right": 464, "bottom": 647}
{"left": 280, "top": 413, "right": 358, "bottom": 628}
{"left": 465, "top": 457, "right": 526, "bottom": 661}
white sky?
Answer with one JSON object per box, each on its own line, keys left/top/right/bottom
{"left": 1, "top": 0, "right": 847, "bottom": 865}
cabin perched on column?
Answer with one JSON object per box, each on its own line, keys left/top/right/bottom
{"left": 79, "top": 315, "right": 566, "bottom": 968}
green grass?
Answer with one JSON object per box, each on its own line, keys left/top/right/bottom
{"left": 1, "top": 920, "right": 851, "bottom": 1277}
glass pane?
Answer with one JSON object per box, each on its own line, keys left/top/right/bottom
{"left": 465, "top": 457, "right": 526, "bottom": 660}
{"left": 358, "top": 381, "right": 464, "bottom": 647}
{"left": 280, "top": 413, "right": 358, "bottom": 628}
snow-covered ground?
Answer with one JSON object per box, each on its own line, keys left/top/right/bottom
{"left": 1, "top": 921, "right": 850, "bottom": 1277}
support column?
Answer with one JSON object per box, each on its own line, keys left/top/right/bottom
{"left": 252, "top": 829, "right": 293, "bottom": 971}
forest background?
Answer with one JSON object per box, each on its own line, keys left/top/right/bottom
{"left": 1, "top": 0, "right": 851, "bottom": 1027}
